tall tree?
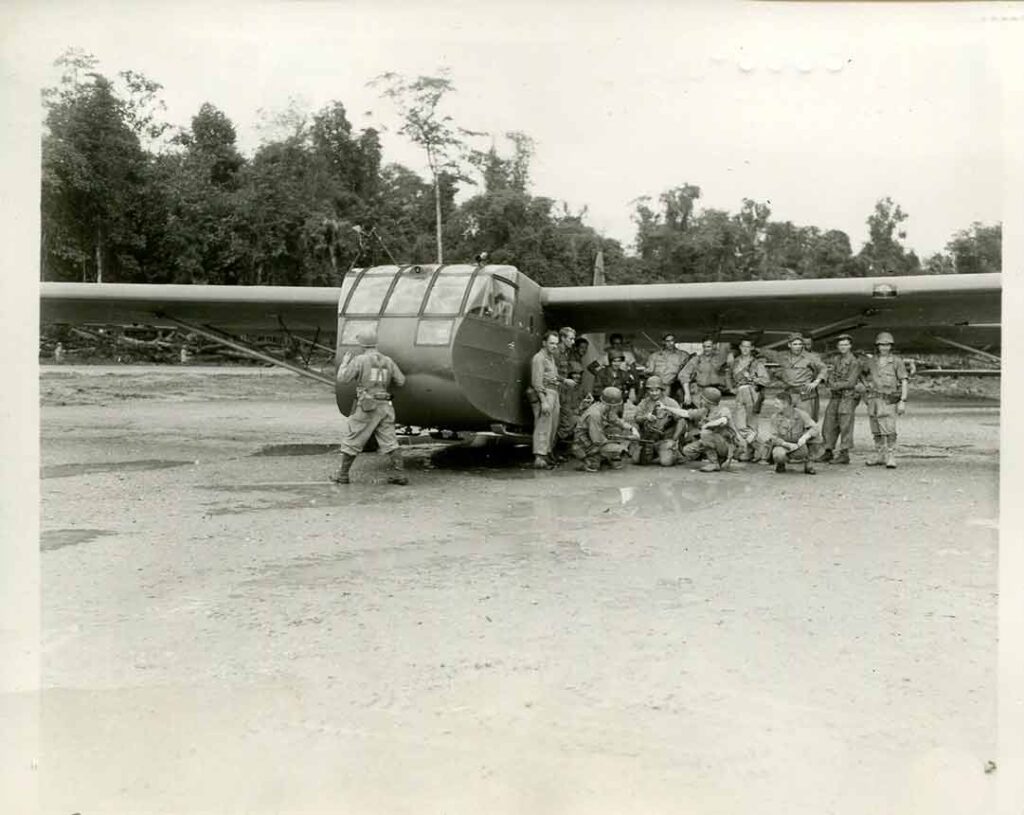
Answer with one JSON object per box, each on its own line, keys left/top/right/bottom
{"left": 371, "top": 70, "right": 482, "bottom": 263}
{"left": 859, "top": 196, "right": 920, "bottom": 276}
{"left": 42, "top": 56, "right": 151, "bottom": 282}
{"left": 946, "top": 222, "right": 1001, "bottom": 274}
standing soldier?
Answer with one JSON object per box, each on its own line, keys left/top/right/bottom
{"left": 554, "top": 326, "right": 581, "bottom": 457}
{"left": 572, "top": 386, "right": 638, "bottom": 472}
{"left": 645, "top": 333, "right": 689, "bottom": 401}
{"left": 762, "top": 333, "right": 827, "bottom": 419}
{"left": 820, "top": 334, "right": 862, "bottom": 464}
{"left": 331, "top": 329, "right": 408, "bottom": 485}
{"left": 679, "top": 337, "right": 728, "bottom": 407}
{"left": 725, "top": 337, "right": 770, "bottom": 460}
{"left": 860, "top": 331, "right": 909, "bottom": 468}
{"left": 633, "top": 375, "right": 688, "bottom": 466}
{"left": 766, "top": 391, "right": 823, "bottom": 475}
{"left": 529, "top": 331, "right": 563, "bottom": 469}
{"left": 679, "top": 387, "right": 737, "bottom": 472}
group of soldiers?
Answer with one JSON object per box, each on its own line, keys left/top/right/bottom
{"left": 529, "top": 327, "right": 910, "bottom": 476}
{"left": 326, "top": 324, "right": 910, "bottom": 485}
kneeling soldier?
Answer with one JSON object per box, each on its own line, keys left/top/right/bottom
{"left": 331, "top": 329, "right": 408, "bottom": 485}
{"left": 573, "top": 387, "right": 638, "bottom": 472}
{"left": 679, "top": 387, "right": 737, "bottom": 472}
{"left": 767, "top": 391, "right": 823, "bottom": 475}
{"left": 633, "top": 375, "right": 688, "bottom": 466}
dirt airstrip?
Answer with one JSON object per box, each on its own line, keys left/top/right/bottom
{"left": 37, "top": 365, "right": 999, "bottom": 815}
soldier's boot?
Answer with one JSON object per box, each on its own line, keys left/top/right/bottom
{"left": 885, "top": 435, "right": 897, "bottom": 469}
{"left": 772, "top": 448, "right": 787, "bottom": 474}
{"left": 386, "top": 450, "right": 409, "bottom": 485}
{"left": 832, "top": 449, "right": 851, "bottom": 465}
{"left": 819, "top": 449, "right": 833, "bottom": 463}
{"left": 865, "top": 436, "right": 885, "bottom": 466}
{"left": 533, "top": 455, "right": 552, "bottom": 470}
{"left": 699, "top": 450, "right": 721, "bottom": 473}
{"left": 608, "top": 454, "right": 626, "bottom": 471}
{"left": 329, "top": 452, "right": 356, "bottom": 484}
{"left": 580, "top": 456, "right": 600, "bottom": 473}
{"left": 803, "top": 459, "right": 817, "bottom": 475}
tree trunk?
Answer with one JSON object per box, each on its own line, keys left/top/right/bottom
{"left": 433, "top": 175, "right": 443, "bottom": 264}
{"left": 95, "top": 224, "right": 104, "bottom": 283}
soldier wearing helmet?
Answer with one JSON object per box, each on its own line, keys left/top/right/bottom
{"left": 633, "top": 375, "right": 689, "bottom": 466}
{"left": 591, "top": 349, "right": 639, "bottom": 404}
{"left": 859, "top": 330, "right": 909, "bottom": 468}
{"left": 679, "top": 386, "right": 739, "bottom": 472}
{"left": 820, "top": 333, "right": 863, "bottom": 465}
{"left": 572, "top": 386, "right": 638, "bottom": 472}
{"left": 331, "top": 328, "right": 408, "bottom": 485}
{"left": 758, "top": 332, "right": 827, "bottom": 420}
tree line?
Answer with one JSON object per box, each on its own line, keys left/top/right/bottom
{"left": 41, "top": 49, "right": 1001, "bottom": 289}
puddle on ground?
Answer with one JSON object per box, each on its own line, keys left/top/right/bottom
{"left": 420, "top": 442, "right": 533, "bottom": 475}
{"left": 41, "top": 528, "right": 115, "bottom": 551}
{"left": 505, "top": 476, "right": 757, "bottom": 520}
{"left": 200, "top": 482, "right": 413, "bottom": 515}
{"left": 41, "top": 459, "right": 194, "bottom": 479}
{"left": 251, "top": 443, "right": 340, "bottom": 457}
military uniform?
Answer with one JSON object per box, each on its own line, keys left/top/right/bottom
{"left": 861, "top": 350, "right": 908, "bottom": 468}
{"left": 646, "top": 348, "right": 689, "bottom": 398}
{"left": 530, "top": 346, "right": 562, "bottom": 463}
{"left": 332, "top": 334, "right": 408, "bottom": 485}
{"left": 633, "top": 385, "right": 684, "bottom": 466}
{"left": 725, "top": 353, "right": 769, "bottom": 454}
{"left": 763, "top": 346, "right": 827, "bottom": 419}
{"left": 679, "top": 389, "right": 738, "bottom": 472}
{"left": 554, "top": 343, "right": 583, "bottom": 446}
{"left": 821, "top": 349, "right": 862, "bottom": 463}
{"left": 591, "top": 364, "right": 638, "bottom": 402}
{"left": 573, "top": 390, "right": 636, "bottom": 471}
{"left": 678, "top": 350, "right": 728, "bottom": 402}
{"left": 767, "top": 403, "right": 823, "bottom": 474}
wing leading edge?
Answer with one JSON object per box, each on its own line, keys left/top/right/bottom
{"left": 541, "top": 273, "right": 1002, "bottom": 352}
{"left": 40, "top": 282, "right": 341, "bottom": 334}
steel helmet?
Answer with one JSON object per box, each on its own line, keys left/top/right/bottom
{"left": 874, "top": 331, "right": 894, "bottom": 345}
{"left": 702, "top": 387, "right": 722, "bottom": 404}
{"left": 600, "top": 386, "right": 624, "bottom": 405}
{"left": 355, "top": 328, "right": 378, "bottom": 348}
{"left": 645, "top": 375, "right": 664, "bottom": 390}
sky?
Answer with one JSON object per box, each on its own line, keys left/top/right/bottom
{"left": 0, "top": 0, "right": 1014, "bottom": 258}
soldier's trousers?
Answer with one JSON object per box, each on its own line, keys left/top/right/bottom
{"left": 732, "top": 385, "right": 760, "bottom": 435}
{"left": 771, "top": 440, "right": 824, "bottom": 463}
{"left": 531, "top": 389, "right": 560, "bottom": 456}
{"left": 681, "top": 429, "right": 731, "bottom": 463}
{"left": 865, "top": 395, "right": 898, "bottom": 437}
{"left": 822, "top": 393, "right": 858, "bottom": 452}
{"left": 573, "top": 440, "right": 628, "bottom": 465}
{"left": 557, "top": 383, "right": 581, "bottom": 442}
{"left": 340, "top": 401, "right": 399, "bottom": 456}
{"left": 787, "top": 388, "right": 820, "bottom": 421}
{"left": 635, "top": 438, "right": 678, "bottom": 466}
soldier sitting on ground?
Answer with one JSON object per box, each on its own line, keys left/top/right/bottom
{"left": 632, "top": 375, "right": 688, "bottom": 466}
{"left": 678, "top": 387, "right": 738, "bottom": 472}
{"left": 572, "top": 386, "right": 639, "bottom": 472}
{"left": 765, "top": 390, "right": 823, "bottom": 475}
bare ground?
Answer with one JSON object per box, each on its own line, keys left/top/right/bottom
{"left": 37, "top": 366, "right": 999, "bottom": 815}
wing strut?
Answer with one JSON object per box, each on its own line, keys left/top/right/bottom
{"left": 157, "top": 314, "right": 335, "bottom": 387}
{"left": 761, "top": 315, "right": 871, "bottom": 351}
{"left": 926, "top": 334, "right": 1002, "bottom": 366}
